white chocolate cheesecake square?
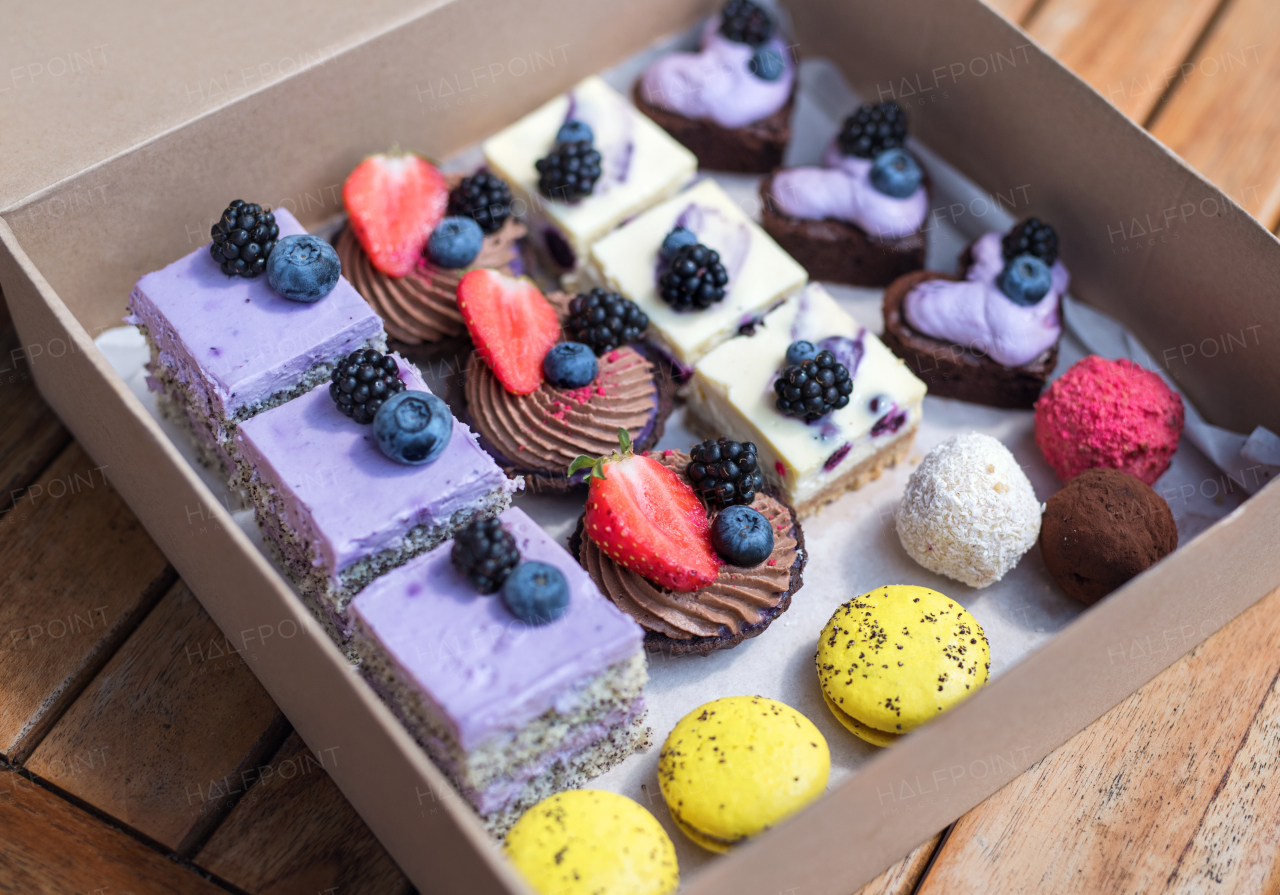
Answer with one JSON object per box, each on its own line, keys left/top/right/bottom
{"left": 686, "top": 283, "right": 927, "bottom": 514}
{"left": 482, "top": 75, "right": 695, "bottom": 281}
{"left": 588, "top": 179, "right": 808, "bottom": 370}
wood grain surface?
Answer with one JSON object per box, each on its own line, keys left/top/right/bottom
{"left": 24, "top": 580, "right": 289, "bottom": 855}
{"left": 197, "top": 731, "right": 413, "bottom": 894}
{"left": 855, "top": 831, "right": 946, "bottom": 895}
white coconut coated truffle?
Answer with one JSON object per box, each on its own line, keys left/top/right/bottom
{"left": 896, "top": 432, "right": 1041, "bottom": 588}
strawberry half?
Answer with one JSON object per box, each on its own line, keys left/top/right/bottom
{"left": 571, "top": 430, "right": 719, "bottom": 592}
{"left": 344, "top": 151, "right": 447, "bottom": 277}
{"left": 457, "top": 269, "right": 561, "bottom": 395}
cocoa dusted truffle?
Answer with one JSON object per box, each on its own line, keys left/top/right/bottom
{"left": 1040, "top": 468, "right": 1177, "bottom": 605}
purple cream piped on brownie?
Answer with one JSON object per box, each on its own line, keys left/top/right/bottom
{"left": 350, "top": 507, "right": 648, "bottom": 835}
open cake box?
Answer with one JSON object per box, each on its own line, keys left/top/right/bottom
{"left": 4, "top": 0, "right": 1280, "bottom": 891}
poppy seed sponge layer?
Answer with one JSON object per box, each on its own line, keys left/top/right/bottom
{"left": 896, "top": 433, "right": 1042, "bottom": 588}
{"left": 1034, "top": 355, "right": 1184, "bottom": 485}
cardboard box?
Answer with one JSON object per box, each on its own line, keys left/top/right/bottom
{"left": 3, "top": 0, "right": 1279, "bottom": 891}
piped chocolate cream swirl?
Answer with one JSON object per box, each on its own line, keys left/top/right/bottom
{"left": 577, "top": 450, "right": 802, "bottom": 654}
{"left": 464, "top": 343, "right": 658, "bottom": 474}
{"left": 336, "top": 207, "right": 526, "bottom": 345}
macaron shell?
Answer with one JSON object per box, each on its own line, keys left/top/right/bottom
{"left": 820, "top": 687, "right": 898, "bottom": 747}
{"left": 504, "top": 789, "right": 679, "bottom": 895}
{"left": 658, "top": 695, "right": 830, "bottom": 849}
{"left": 816, "top": 585, "right": 990, "bottom": 736}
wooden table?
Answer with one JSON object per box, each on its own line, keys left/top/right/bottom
{"left": 3, "top": 1, "right": 1278, "bottom": 891}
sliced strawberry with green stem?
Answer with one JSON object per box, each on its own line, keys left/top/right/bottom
{"left": 570, "top": 429, "right": 720, "bottom": 592}
{"left": 457, "top": 269, "right": 561, "bottom": 395}
{"left": 343, "top": 150, "right": 447, "bottom": 277}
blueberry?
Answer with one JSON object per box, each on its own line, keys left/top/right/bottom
{"left": 555, "top": 119, "right": 594, "bottom": 145}
{"left": 868, "top": 148, "right": 924, "bottom": 199}
{"left": 785, "top": 340, "right": 818, "bottom": 365}
{"left": 266, "top": 234, "right": 341, "bottom": 302}
{"left": 542, "top": 342, "right": 598, "bottom": 389}
{"left": 710, "top": 505, "right": 775, "bottom": 567}
{"left": 427, "top": 216, "right": 484, "bottom": 269}
{"left": 749, "top": 46, "right": 785, "bottom": 81}
{"left": 997, "top": 254, "right": 1053, "bottom": 306}
{"left": 659, "top": 226, "right": 699, "bottom": 260}
{"left": 373, "top": 390, "right": 453, "bottom": 465}
{"left": 501, "top": 561, "right": 569, "bottom": 625}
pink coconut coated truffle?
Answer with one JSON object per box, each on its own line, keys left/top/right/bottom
{"left": 1034, "top": 356, "right": 1184, "bottom": 485}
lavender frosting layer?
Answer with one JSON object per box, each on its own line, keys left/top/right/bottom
{"left": 126, "top": 208, "right": 384, "bottom": 422}
{"left": 350, "top": 507, "right": 644, "bottom": 752}
{"left": 770, "top": 144, "right": 928, "bottom": 240}
{"left": 903, "top": 230, "right": 1068, "bottom": 367}
{"left": 640, "top": 16, "right": 795, "bottom": 130}
{"left": 235, "top": 359, "right": 518, "bottom": 578}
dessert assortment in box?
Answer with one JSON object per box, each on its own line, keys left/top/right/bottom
{"left": 94, "top": 0, "right": 1259, "bottom": 889}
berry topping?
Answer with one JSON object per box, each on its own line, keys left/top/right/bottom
{"left": 427, "top": 216, "right": 484, "bottom": 269}
{"left": 565, "top": 289, "right": 650, "bottom": 356}
{"left": 785, "top": 340, "right": 818, "bottom": 366}
{"left": 343, "top": 151, "right": 448, "bottom": 277}
{"left": 1002, "top": 218, "right": 1059, "bottom": 266}
{"left": 569, "top": 429, "right": 719, "bottom": 592}
{"left": 710, "top": 504, "right": 774, "bottom": 567}
{"left": 774, "top": 350, "right": 853, "bottom": 421}
{"left": 457, "top": 269, "right": 561, "bottom": 395}
{"left": 659, "top": 226, "right": 699, "bottom": 260}
{"left": 543, "top": 342, "right": 599, "bottom": 389}
{"left": 502, "top": 561, "right": 570, "bottom": 625}
{"left": 687, "top": 438, "right": 764, "bottom": 509}
{"left": 446, "top": 171, "right": 513, "bottom": 235}
{"left": 657, "top": 243, "right": 729, "bottom": 311}
{"left": 209, "top": 201, "right": 279, "bottom": 278}
{"left": 837, "top": 101, "right": 908, "bottom": 159}
{"left": 555, "top": 119, "right": 594, "bottom": 145}
{"left": 749, "top": 46, "right": 785, "bottom": 81}
{"left": 719, "top": 0, "right": 773, "bottom": 46}
{"left": 451, "top": 517, "right": 520, "bottom": 594}
{"left": 535, "top": 140, "right": 603, "bottom": 203}
{"left": 869, "top": 148, "right": 924, "bottom": 199}
{"left": 266, "top": 234, "right": 340, "bottom": 302}
{"left": 329, "top": 348, "right": 406, "bottom": 424}
{"left": 997, "top": 254, "right": 1053, "bottom": 306}
{"left": 373, "top": 390, "right": 452, "bottom": 465}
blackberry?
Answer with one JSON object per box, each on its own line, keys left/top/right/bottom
{"left": 209, "top": 200, "right": 279, "bottom": 278}
{"left": 719, "top": 0, "right": 773, "bottom": 46}
{"left": 836, "top": 102, "right": 908, "bottom": 159}
{"left": 451, "top": 517, "right": 520, "bottom": 594}
{"left": 1002, "top": 218, "right": 1059, "bottom": 266}
{"left": 565, "top": 289, "right": 650, "bottom": 355}
{"left": 687, "top": 438, "right": 764, "bottom": 509}
{"left": 447, "top": 172, "right": 513, "bottom": 235}
{"left": 774, "top": 350, "right": 853, "bottom": 421}
{"left": 328, "top": 348, "right": 405, "bottom": 425}
{"left": 657, "top": 243, "right": 729, "bottom": 311}
{"left": 535, "top": 141, "right": 602, "bottom": 202}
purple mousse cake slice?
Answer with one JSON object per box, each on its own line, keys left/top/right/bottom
{"left": 350, "top": 506, "right": 648, "bottom": 835}
{"left": 127, "top": 207, "right": 385, "bottom": 475}
{"left": 235, "top": 356, "right": 520, "bottom": 642}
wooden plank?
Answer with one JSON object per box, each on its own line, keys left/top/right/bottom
{"left": 197, "top": 730, "right": 412, "bottom": 895}
{"left": 916, "top": 586, "right": 1280, "bottom": 894}
{"left": 854, "top": 831, "right": 945, "bottom": 895}
{"left": 981, "top": 0, "right": 1039, "bottom": 25}
{"left": 1149, "top": 0, "right": 1280, "bottom": 225}
{"left": 0, "top": 442, "right": 172, "bottom": 762}
{"left": 1024, "top": 0, "right": 1225, "bottom": 122}
{"left": 25, "top": 580, "right": 289, "bottom": 855}
{"left": 0, "top": 767, "right": 223, "bottom": 894}
{"left": 0, "top": 294, "right": 72, "bottom": 511}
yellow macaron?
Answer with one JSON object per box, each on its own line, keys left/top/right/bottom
{"left": 504, "top": 789, "right": 678, "bottom": 895}
{"left": 816, "top": 584, "right": 990, "bottom": 746}
{"left": 658, "top": 695, "right": 830, "bottom": 852}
